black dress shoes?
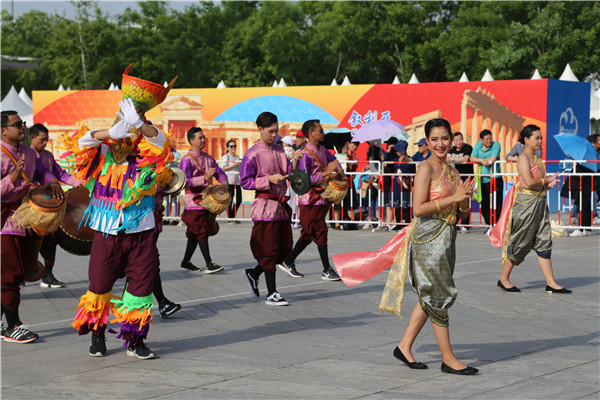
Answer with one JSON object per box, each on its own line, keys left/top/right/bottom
{"left": 441, "top": 362, "right": 479, "bottom": 375}
{"left": 393, "top": 347, "right": 428, "bottom": 369}
{"left": 497, "top": 280, "right": 521, "bottom": 292}
{"left": 546, "top": 285, "right": 572, "bottom": 294}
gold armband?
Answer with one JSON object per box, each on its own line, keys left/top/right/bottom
{"left": 458, "top": 205, "right": 470, "bottom": 212}
{"left": 434, "top": 200, "right": 441, "bottom": 212}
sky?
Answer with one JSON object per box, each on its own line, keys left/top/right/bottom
{"left": 1, "top": 0, "right": 201, "bottom": 19}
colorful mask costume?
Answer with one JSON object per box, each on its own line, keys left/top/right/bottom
{"left": 60, "top": 65, "right": 177, "bottom": 347}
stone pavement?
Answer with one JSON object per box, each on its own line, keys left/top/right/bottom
{"left": 1, "top": 223, "right": 599, "bottom": 400}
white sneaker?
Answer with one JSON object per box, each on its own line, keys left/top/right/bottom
{"left": 459, "top": 227, "right": 468, "bottom": 234}
{"left": 485, "top": 228, "right": 492, "bottom": 236}
{"left": 265, "top": 292, "right": 289, "bottom": 306}
{"left": 569, "top": 229, "right": 587, "bottom": 237}
{"left": 362, "top": 223, "right": 373, "bottom": 230}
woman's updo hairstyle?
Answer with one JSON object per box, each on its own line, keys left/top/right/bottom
{"left": 519, "top": 124, "right": 541, "bottom": 144}
{"left": 424, "top": 118, "right": 451, "bottom": 138}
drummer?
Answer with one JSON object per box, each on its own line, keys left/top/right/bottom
{"left": 1, "top": 110, "right": 64, "bottom": 343}
{"left": 179, "top": 127, "right": 228, "bottom": 274}
{"left": 29, "top": 123, "right": 81, "bottom": 289}
{"left": 278, "top": 119, "right": 344, "bottom": 281}
{"left": 240, "top": 111, "right": 302, "bottom": 305}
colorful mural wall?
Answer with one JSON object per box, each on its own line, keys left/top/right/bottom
{"left": 33, "top": 79, "right": 590, "bottom": 171}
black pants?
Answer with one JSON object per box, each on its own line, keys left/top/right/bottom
{"left": 481, "top": 178, "right": 503, "bottom": 225}
{"left": 227, "top": 184, "right": 243, "bottom": 218}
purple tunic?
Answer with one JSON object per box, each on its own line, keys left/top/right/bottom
{"left": 34, "top": 148, "right": 80, "bottom": 186}
{"left": 180, "top": 150, "right": 227, "bottom": 211}
{"left": 1, "top": 140, "right": 55, "bottom": 236}
{"left": 240, "top": 141, "right": 292, "bottom": 221}
{"left": 297, "top": 142, "right": 336, "bottom": 206}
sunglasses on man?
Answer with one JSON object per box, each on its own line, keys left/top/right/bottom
{"left": 2, "top": 121, "right": 26, "bottom": 129}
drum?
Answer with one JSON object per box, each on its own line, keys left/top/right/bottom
{"left": 13, "top": 185, "right": 66, "bottom": 236}
{"left": 321, "top": 173, "right": 349, "bottom": 205}
{"left": 163, "top": 167, "right": 186, "bottom": 196}
{"left": 198, "top": 185, "right": 232, "bottom": 215}
{"left": 56, "top": 186, "right": 95, "bottom": 256}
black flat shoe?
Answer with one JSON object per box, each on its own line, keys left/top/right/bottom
{"left": 441, "top": 362, "right": 478, "bottom": 375}
{"left": 546, "top": 285, "right": 572, "bottom": 294}
{"left": 497, "top": 280, "right": 521, "bottom": 292}
{"left": 393, "top": 347, "right": 428, "bottom": 369}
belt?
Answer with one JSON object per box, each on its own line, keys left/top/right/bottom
{"left": 430, "top": 211, "right": 457, "bottom": 225}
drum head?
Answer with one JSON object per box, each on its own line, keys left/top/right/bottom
{"left": 289, "top": 169, "right": 311, "bottom": 195}
{"left": 164, "top": 167, "right": 186, "bottom": 196}
{"left": 29, "top": 186, "right": 65, "bottom": 211}
{"left": 329, "top": 174, "right": 349, "bottom": 189}
{"left": 56, "top": 186, "right": 95, "bottom": 255}
{"left": 209, "top": 186, "right": 231, "bottom": 203}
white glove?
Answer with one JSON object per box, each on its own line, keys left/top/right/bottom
{"left": 108, "top": 119, "right": 137, "bottom": 140}
{"left": 116, "top": 98, "right": 143, "bottom": 129}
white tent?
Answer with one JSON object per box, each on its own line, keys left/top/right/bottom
{"left": 459, "top": 72, "right": 469, "bottom": 82}
{"left": 278, "top": 78, "right": 287, "bottom": 87}
{"left": 216, "top": 80, "right": 227, "bottom": 89}
{"left": 531, "top": 69, "right": 542, "bottom": 80}
{"left": 57, "top": 84, "right": 65, "bottom": 91}
{"left": 392, "top": 76, "right": 401, "bottom": 84}
{"left": 341, "top": 75, "right": 351, "bottom": 86}
{"left": 272, "top": 80, "right": 278, "bottom": 88}
{"left": 408, "top": 73, "right": 419, "bottom": 84}
{"left": 18, "top": 87, "right": 33, "bottom": 107}
{"left": 481, "top": 69, "right": 494, "bottom": 81}
{"left": 1, "top": 85, "right": 33, "bottom": 126}
{"left": 330, "top": 78, "right": 338, "bottom": 86}
{"left": 559, "top": 63, "right": 578, "bottom": 81}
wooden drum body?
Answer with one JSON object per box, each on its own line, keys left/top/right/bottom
{"left": 13, "top": 185, "right": 66, "bottom": 236}
{"left": 198, "top": 185, "right": 232, "bottom": 215}
{"left": 56, "top": 186, "right": 95, "bottom": 256}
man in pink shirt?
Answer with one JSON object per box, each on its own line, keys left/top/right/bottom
{"left": 179, "top": 127, "right": 228, "bottom": 274}
{"left": 240, "top": 112, "right": 302, "bottom": 305}
{"left": 1, "top": 111, "right": 63, "bottom": 343}
{"left": 279, "top": 119, "right": 343, "bottom": 281}
{"left": 29, "top": 123, "right": 81, "bottom": 288}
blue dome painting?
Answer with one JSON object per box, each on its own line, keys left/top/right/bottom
{"left": 214, "top": 95, "right": 339, "bottom": 124}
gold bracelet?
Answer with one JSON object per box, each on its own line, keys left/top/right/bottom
{"left": 540, "top": 178, "right": 545, "bottom": 188}
{"left": 458, "top": 205, "right": 470, "bottom": 212}
{"left": 434, "top": 200, "right": 441, "bottom": 212}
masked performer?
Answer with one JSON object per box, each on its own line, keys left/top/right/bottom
{"left": 240, "top": 112, "right": 301, "bottom": 306}
{"left": 1, "top": 111, "right": 64, "bottom": 343}
{"left": 279, "top": 119, "right": 343, "bottom": 281}
{"left": 61, "top": 65, "right": 176, "bottom": 359}
{"left": 490, "top": 125, "right": 571, "bottom": 294}
{"left": 332, "top": 119, "right": 479, "bottom": 375}
{"left": 30, "top": 123, "right": 81, "bottom": 288}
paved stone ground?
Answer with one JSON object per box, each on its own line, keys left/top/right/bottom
{"left": 1, "top": 222, "right": 599, "bottom": 400}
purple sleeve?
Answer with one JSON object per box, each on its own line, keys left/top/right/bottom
{"left": 180, "top": 156, "right": 206, "bottom": 189}
{"left": 33, "top": 157, "right": 56, "bottom": 185}
{"left": 0, "top": 174, "right": 15, "bottom": 197}
{"left": 325, "top": 151, "right": 337, "bottom": 163}
{"left": 213, "top": 158, "right": 228, "bottom": 183}
{"left": 51, "top": 157, "right": 78, "bottom": 185}
{"left": 300, "top": 154, "right": 324, "bottom": 186}
{"left": 240, "top": 155, "right": 270, "bottom": 191}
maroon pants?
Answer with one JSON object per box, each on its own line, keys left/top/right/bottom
{"left": 88, "top": 230, "right": 158, "bottom": 297}
{"left": 40, "top": 233, "right": 57, "bottom": 267}
{"left": 182, "top": 209, "right": 210, "bottom": 242}
{"left": 250, "top": 220, "right": 293, "bottom": 272}
{"left": 1, "top": 234, "right": 24, "bottom": 311}
{"left": 299, "top": 205, "right": 328, "bottom": 246}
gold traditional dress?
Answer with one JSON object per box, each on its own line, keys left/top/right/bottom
{"left": 333, "top": 164, "right": 461, "bottom": 327}
{"left": 489, "top": 156, "right": 551, "bottom": 264}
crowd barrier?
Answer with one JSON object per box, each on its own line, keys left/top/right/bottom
{"left": 162, "top": 159, "right": 599, "bottom": 232}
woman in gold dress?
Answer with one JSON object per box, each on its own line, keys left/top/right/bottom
{"left": 490, "top": 125, "right": 571, "bottom": 294}
{"left": 334, "top": 118, "right": 477, "bottom": 374}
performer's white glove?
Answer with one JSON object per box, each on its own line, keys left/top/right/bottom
{"left": 116, "top": 98, "right": 144, "bottom": 129}
{"left": 108, "top": 119, "right": 137, "bottom": 140}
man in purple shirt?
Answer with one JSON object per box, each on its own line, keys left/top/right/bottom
{"left": 1, "top": 111, "right": 63, "bottom": 344}
{"left": 30, "top": 123, "right": 81, "bottom": 288}
{"left": 179, "top": 127, "right": 228, "bottom": 274}
{"left": 240, "top": 112, "right": 302, "bottom": 305}
{"left": 279, "top": 119, "right": 343, "bottom": 281}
